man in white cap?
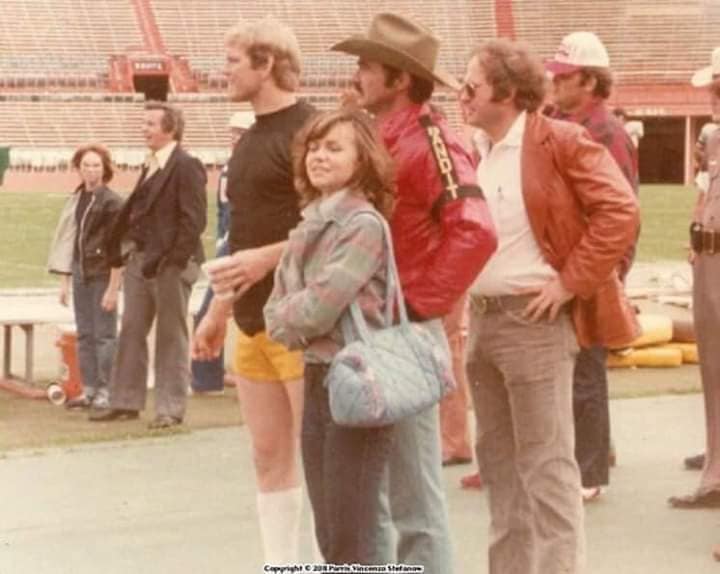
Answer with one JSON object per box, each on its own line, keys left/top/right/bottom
{"left": 332, "top": 12, "right": 497, "bottom": 571}
{"left": 613, "top": 107, "right": 644, "bottom": 150}
{"left": 545, "top": 31, "right": 639, "bottom": 502}
{"left": 190, "top": 110, "right": 254, "bottom": 394}
{"left": 668, "top": 47, "right": 720, "bottom": 512}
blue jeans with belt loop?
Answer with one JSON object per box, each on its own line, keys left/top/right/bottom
{"left": 302, "top": 362, "right": 395, "bottom": 564}
{"left": 465, "top": 293, "right": 585, "bottom": 574}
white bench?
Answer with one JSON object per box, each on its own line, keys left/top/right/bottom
{"left": 0, "top": 298, "right": 73, "bottom": 384}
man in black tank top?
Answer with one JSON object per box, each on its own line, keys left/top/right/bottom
{"left": 191, "top": 17, "right": 317, "bottom": 566}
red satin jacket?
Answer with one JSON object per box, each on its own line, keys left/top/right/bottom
{"left": 379, "top": 103, "right": 497, "bottom": 320}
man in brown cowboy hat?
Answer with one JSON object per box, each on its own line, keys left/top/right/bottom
{"left": 332, "top": 12, "right": 497, "bottom": 571}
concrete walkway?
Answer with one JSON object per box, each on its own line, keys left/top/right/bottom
{"left": 1, "top": 393, "right": 718, "bottom": 574}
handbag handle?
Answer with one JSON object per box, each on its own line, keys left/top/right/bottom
{"left": 339, "top": 210, "right": 409, "bottom": 345}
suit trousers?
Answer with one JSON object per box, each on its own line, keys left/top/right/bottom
{"left": 109, "top": 253, "right": 198, "bottom": 419}
{"left": 190, "top": 240, "right": 228, "bottom": 392}
{"left": 466, "top": 296, "right": 585, "bottom": 574}
{"left": 693, "top": 254, "right": 720, "bottom": 493}
{"left": 572, "top": 345, "right": 610, "bottom": 488}
{"left": 440, "top": 295, "right": 473, "bottom": 461}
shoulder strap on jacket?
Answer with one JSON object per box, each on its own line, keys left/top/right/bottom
{"left": 418, "top": 115, "right": 484, "bottom": 218}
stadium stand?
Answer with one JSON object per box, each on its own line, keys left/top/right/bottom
{"left": 512, "top": 0, "right": 720, "bottom": 83}
{"left": 0, "top": 0, "right": 143, "bottom": 88}
{"left": 152, "top": 0, "right": 495, "bottom": 86}
{"left": 2, "top": 0, "right": 720, "bottom": 187}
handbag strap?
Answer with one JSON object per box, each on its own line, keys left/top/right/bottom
{"left": 339, "top": 209, "right": 409, "bottom": 345}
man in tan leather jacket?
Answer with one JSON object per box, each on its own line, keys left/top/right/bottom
{"left": 458, "top": 39, "right": 639, "bottom": 574}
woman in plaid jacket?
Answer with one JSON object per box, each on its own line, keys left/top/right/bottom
{"left": 265, "top": 109, "right": 396, "bottom": 565}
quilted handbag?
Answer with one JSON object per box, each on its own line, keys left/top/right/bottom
{"left": 325, "top": 211, "right": 456, "bottom": 428}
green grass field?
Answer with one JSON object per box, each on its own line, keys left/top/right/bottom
{"left": 635, "top": 184, "right": 697, "bottom": 262}
{"left": 0, "top": 191, "right": 219, "bottom": 288}
{"left": 0, "top": 184, "right": 696, "bottom": 288}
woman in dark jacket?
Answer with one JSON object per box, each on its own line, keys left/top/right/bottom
{"left": 48, "top": 144, "right": 124, "bottom": 411}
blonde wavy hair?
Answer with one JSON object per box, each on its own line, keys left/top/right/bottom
{"left": 225, "top": 16, "right": 301, "bottom": 92}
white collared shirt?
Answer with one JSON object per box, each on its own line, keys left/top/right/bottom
{"left": 145, "top": 140, "right": 177, "bottom": 179}
{"left": 470, "top": 111, "right": 557, "bottom": 296}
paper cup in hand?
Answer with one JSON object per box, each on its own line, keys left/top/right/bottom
{"left": 201, "top": 256, "right": 235, "bottom": 300}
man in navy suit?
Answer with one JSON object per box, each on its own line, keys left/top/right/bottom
{"left": 91, "top": 101, "right": 207, "bottom": 428}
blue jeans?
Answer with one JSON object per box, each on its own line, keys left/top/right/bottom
{"left": 71, "top": 264, "right": 117, "bottom": 403}
{"left": 302, "top": 363, "right": 395, "bottom": 564}
{"left": 191, "top": 240, "right": 228, "bottom": 392}
{"left": 371, "top": 319, "right": 455, "bottom": 573}
{"left": 573, "top": 345, "right": 610, "bottom": 488}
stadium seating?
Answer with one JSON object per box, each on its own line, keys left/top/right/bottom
{"left": 2, "top": 0, "right": 720, "bottom": 174}
{"left": 0, "top": 0, "right": 143, "bottom": 87}
{"left": 512, "top": 0, "right": 720, "bottom": 83}
{"left": 152, "top": 0, "right": 495, "bottom": 84}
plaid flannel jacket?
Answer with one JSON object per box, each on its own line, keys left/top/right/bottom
{"left": 264, "top": 189, "right": 389, "bottom": 364}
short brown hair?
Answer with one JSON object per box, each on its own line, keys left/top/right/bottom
{"left": 71, "top": 143, "right": 114, "bottom": 183}
{"left": 144, "top": 101, "right": 184, "bottom": 142}
{"left": 225, "top": 17, "right": 302, "bottom": 92}
{"left": 579, "top": 67, "right": 613, "bottom": 99}
{"left": 472, "top": 39, "right": 546, "bottom": 112}
{"left": 292, "top": 110, "right": 395, "bottom": 218}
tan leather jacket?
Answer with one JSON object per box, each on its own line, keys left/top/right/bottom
{"left": 521, "top": 113, "right": 640, "bottom": 348}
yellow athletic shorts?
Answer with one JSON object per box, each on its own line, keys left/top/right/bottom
{"left": 233, "top": 330, "right": 304, "bottom": 382}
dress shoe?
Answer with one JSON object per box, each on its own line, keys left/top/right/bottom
{"left": 88, "top": 408, "right": 139, "bottom": 422}
{"left": 668, "top": 489, "right": 720, "bottom": 509}
{"left": 148, "top": 415, "right": 182, "bottom": 430}
{"left": 460, "top": 471, "right": 484, "bottom": 490}
{"left": 65, "top": 396, "right": 91, "bottom": 410}
{"left": 684, "top": 453, "right": 705, "bottom": 471}
{"left": 442, "top": 455, "right": 472, "bottom": 467}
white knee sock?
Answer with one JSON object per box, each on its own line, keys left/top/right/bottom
{"left": 256, "top": 487, "right": 302, "bottom": 564}
{"left": 308, "top": 506, "right": 324, "bottom": 564}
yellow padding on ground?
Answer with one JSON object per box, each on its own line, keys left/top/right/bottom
{"left": 665, "top": 343, "right": 699, "bottom": 364}
{"left": 607, "top": 346, "right": 683, "bottom": 368}
{"left": 629, "top": 314, "right": 674, "bottom": 348}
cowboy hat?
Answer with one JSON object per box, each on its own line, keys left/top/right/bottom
{"left": 331, "top": 13, "right": 460, "bottom": 90}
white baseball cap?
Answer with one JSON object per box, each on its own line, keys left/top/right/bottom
{"left": 691, "top": 47, "right": 720, "bottom": 87}
{"left": 545, "top": 31, "right": 610, "bottom": 75}
{"left": 228, "top": 111, "right": 254, "bottom": 130}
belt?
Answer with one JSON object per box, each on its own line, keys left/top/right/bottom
{"left": 690, "top": 224, "right": 720, "bottom": 255}
{"left": 469, "top": 293, "right": 537, "bottom": 315}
